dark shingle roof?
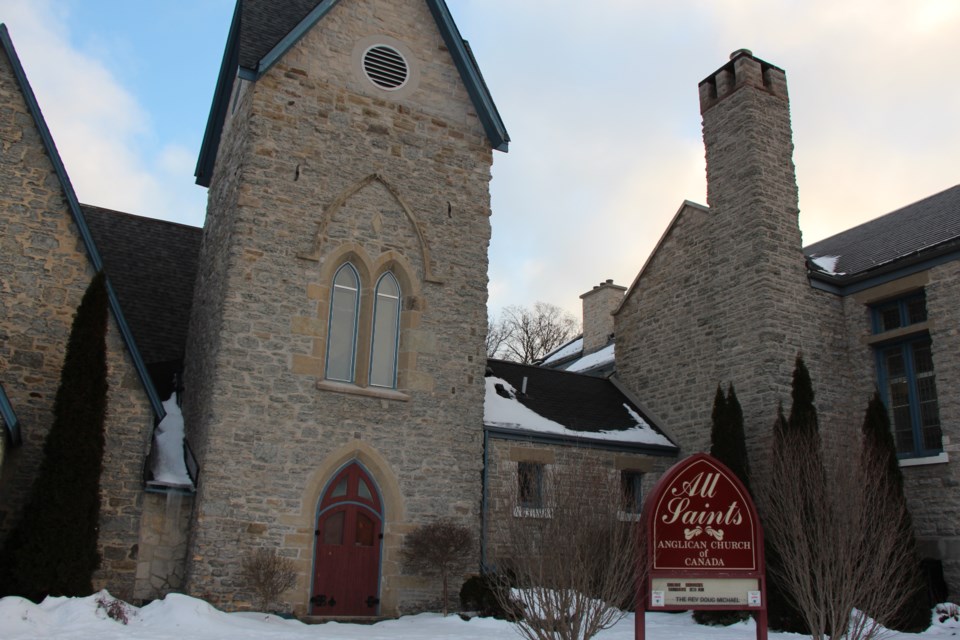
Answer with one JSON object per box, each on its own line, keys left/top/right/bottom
{"left": 238, "top": 0, "right": 324, "bottom": 70}
{"left": 486, "top": 359, "right": 675, "bottom": 452}
{"left": 83, "top": 206, "right": 202, "bottom": 367}
{"left": 805, "top": 184, "right": 960, "bottom": 279}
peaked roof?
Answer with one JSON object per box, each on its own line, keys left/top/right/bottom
{"left": 83, "top": 206, "right": 202, "bottom": 368}
{"left": 485, "top": 359, "right": 676, "bottom": 454}
{"left": 805, "top": 184, "right": 960, "bottom": 288}
{"left": 196, "top": 0, "right": 509, "bottom": 186}
{"left": 0, "top": 25, "right": 164, "bottom": 419}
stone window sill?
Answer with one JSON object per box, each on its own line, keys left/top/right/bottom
{"left": 899, "top": 452, "right": 949, "bottom": 467}
{"left": 513, "top": 506, "right": 552, "bottom": 519}
{"left": 317, "top": 380, "right": 410, "bottom": 402}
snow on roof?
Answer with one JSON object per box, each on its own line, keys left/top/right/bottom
{"left": 540, "top": 336, "right": 583, "bottom": 365}
{"left": 484, "top": 376, "right": 673, "bottom": 447}
{"left": 149, "top": 394, "right": 193, "bottom": 488}
{"left": 809, "top": 254, "right": 843, "bottom": 276}
{"left": 563, "top": 343, "right": 615, "bottom": 373}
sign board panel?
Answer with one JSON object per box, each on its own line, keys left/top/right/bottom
{"left": 650, "top": 456, "right": 758, "bottom": 571}
{"left": 650, "top": 578, "right": 760, "bottom": 607}
{"left": 636, "top": 453, "right": 767, "bottom": 640}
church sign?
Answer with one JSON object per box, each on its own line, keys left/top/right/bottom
{"left": 635, "top": 453, "right": 767, "bottom": 640}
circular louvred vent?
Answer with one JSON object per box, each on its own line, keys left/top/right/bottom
{"left": 362, "top": 45, "right": 409, "bottom": 90}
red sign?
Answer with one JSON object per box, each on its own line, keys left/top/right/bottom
{"left": 636, "top": 453, "right": 767, "bottom": 640}
{"left": 650, "top": 456, "right": 757, "bottom": 571}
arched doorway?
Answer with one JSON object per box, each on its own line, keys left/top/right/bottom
{"left": 311, "top": 462, "right": 382, "bottom": 616}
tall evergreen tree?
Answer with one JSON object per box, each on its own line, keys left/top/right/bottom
{"left": 697, "top": 383, "right": 754, "bottom": 626}
{"left": 710, "top": 383, "right": 751, "bottom": 491}
{"left": 860, "top": 392, "right": 930, "bottom": 632}
{"left": 0, "top": 273, "right": 109, "bottom": 601}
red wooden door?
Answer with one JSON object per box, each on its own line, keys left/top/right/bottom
{"left": 311, "top": 464, "right": 382, "bottom": 616}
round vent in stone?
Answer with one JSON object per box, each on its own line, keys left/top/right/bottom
{"left": 362, "top": 44, "right": 409, "bottom": 90}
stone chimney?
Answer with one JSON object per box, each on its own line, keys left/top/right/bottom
{"left": 579, "top": 279, "right": 625, "bottom": 354}
{"left": 698, "top": 49, "right": 798, "bottom": 237}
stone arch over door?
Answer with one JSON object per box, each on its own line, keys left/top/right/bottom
{"left": 299, "top": 442, "right": 405, "bottom": 616}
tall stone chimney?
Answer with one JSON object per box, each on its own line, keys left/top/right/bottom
{"left": 580, "top": 279, "right": 625, "bottom": 354}
{"left": 699, "top": 49, "right": 799, "bottom": 251}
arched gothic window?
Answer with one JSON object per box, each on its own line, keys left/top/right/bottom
{"left": 369, "top": 272, "right": 401, "bottom": 388}
{"left": 325, "top": 263, "right": 360, "bottom": 382}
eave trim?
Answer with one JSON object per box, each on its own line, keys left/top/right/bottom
{"left": 483, "top": 424, "right": 678, "bottom": 456}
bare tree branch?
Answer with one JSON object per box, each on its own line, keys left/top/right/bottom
{"left": 760, "top": 426, "right": 922, "bottom": 640}
{"left": 488, "top": 302, "right": 579, "bottom": 364}
{"left": 489, "top": 464, "right": 643, "bottom": 640}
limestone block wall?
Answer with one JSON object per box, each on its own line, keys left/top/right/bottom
{"left": 92, "top": 318, "right": 156, "bottom": 600}
{"left": 483, "top": 437, "right": 675, "bottom": 565}
{"left": 182, "top": 0, "right": 492, "bottom": 616}
{"left": 0, "top": 48, "right": 97, "bottom": 536}
{"left": 134, "top": 492, "right": 195, "bottom": 601}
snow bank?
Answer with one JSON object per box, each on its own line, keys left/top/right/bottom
{"left": 0, "top": 590, "right": 946, "bottom": 639}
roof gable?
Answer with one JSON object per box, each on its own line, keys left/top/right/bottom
{"left": 0, "top": 25, "right": 165, "bottom": 419}
{"left": 616, "top": 200, "right": 709, "bottom": 315}
{"left": 196, "top": 0, "right": 509, "bottom": 186}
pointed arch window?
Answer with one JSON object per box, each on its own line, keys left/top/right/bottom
{"left": 369, "top": 272, "right": 401, "bottom": 388}
{"left": 325, "top": 263, "right": 360, "bottom": 382}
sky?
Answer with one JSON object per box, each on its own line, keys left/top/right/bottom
{"left": 0, "top": 1, "right": 958, "bottom": 320}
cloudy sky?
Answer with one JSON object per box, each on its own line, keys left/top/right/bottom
{"left": 1, "top": 1, "right": 957, "bottom": 319}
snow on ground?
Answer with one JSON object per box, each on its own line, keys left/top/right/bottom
{"left": 2, "top": 591, "right": 959, "bottom": 640}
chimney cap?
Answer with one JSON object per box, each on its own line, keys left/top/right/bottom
{"left": 730, "top": 48, "right": 753, "bottom": 60}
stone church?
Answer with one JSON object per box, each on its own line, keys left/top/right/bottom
{"left": 1, "top": 0, "right": 958, "bottom": 619}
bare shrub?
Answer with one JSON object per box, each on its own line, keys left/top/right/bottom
{"left": 490, "top": 463, "right": 642, "bottom": 640}
{"left": 761, "top": 423, "right": 922, "bottom": 640}
{"left": 240, "top": 548, "right": 297, "bottom": 612}
{"left": 401, "top": 519, "right": 474, "bottom": 616}
{"left": 95, "top": 593, "right": 131, "bottom": 624}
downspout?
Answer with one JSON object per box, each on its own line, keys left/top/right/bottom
{"left": 480, "top": 427, "right": 490, "bottom": 572}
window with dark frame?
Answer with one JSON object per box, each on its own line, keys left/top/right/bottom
{"left": 517, "top": 462, "right": 543, "bottom": 509}
{"left": 871, "top": 292, "right": 942, "bottom": 458}
{"left": 621, "top": 470, "right": 644, "bottom": 513}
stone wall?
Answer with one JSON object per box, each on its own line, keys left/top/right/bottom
{"left": 91, "top": 317, "right": 156, "bottom": 600}
{"left": 0, "top": 46, "right": 155, "bottom": 597}
{"left": 182, "top": 0, "right": 493, "bottom": 616}
{"left": 484, "top": 437, "right": 675, "bottom": 565}
{"left": 134, "top": 492, "right": 195, "bottom": 601}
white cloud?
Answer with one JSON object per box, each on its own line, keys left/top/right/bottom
{"left": 0, "top": 0, "right": 206, "bottom": 226}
